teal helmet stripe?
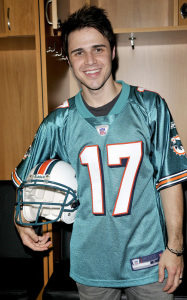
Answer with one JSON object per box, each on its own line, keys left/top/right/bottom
{"left": 45, "top": 159, "right": 59, "bottom": 175}
{"left": 34, "top": 163, "right": 42, "bottom": 175}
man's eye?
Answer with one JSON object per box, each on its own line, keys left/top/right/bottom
{"left": 95, "top": 48, "right": 102, "bottom": 53}
{"left": 75, "top": 51, "right": 83, "bottom": 56}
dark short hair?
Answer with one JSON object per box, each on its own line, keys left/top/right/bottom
{"left": 61, "top": 5, "right": 116, "bottom": 58}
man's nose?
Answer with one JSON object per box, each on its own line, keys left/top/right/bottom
{"left": 85, "top": 52, "right": 96, "bottom": 65}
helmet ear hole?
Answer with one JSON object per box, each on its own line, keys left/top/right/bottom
{"left": 61, "top": 210, "right": 77, "bottom": 224}
{"left": 17, "top": 159, "right": 79, "bottom": 226}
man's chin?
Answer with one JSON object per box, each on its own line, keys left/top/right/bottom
{"left": 79, "top": 76, "right": 112, "bottom": 92}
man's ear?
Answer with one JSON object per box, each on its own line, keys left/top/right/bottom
{"left": 67, "top": 57, "right": 72, "bottom": 67}
{"left": 112, "top": 46, "right": 116, "bottom": 60}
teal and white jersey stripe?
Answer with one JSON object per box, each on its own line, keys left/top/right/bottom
{"left": 12, "top": 81, "right": 187, "bottom": 288}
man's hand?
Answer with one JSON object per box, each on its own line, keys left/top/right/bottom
{"left": 159, "top": 248, "right": 184, "bottom": 294}
{"left": 14, "top": 210, "right": 52, "bottom": 251}
{"left": 159, "top": 184, "right": 184, "bottom": 293}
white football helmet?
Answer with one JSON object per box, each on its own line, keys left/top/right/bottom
{"left": 15, "top": 159, "right": 79, "bottom": 226}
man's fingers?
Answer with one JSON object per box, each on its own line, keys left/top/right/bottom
{"left": 33, "top": 240, "right": 52, "bottom": 251}
{"left": 158, "top": 265, "right": 165, "bottom": 283}
{"left": 159, "top": 249, "right": 184, "bottom": 294}
{"left": 162, "top": 267, "right": 182, "bottom": 294}
{"left": 38, "top": 232, "right": 51, "bottom": 244}
{"left": 17, "top": 226, "right": 52, "bottom": 251}
{"left": 20, "top": 227, "right": 39, "bottom": 243}
{"left": 25, "top": 235, "right": 52, "bottom": 251}
{"left": 164, "top": 276, "right": 179, "bottom": 294}
{"left": 162, "top": 276, "right": 174, "bottom": 293}
{"left": 179, "top": 273, "right": 183, "bottom": 282}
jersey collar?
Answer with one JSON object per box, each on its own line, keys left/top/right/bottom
{"left": 75, "top": 81, "right": 130, "bottom": 118}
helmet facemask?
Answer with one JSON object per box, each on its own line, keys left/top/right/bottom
{"left": 15, "top": 160, "right": 79, "bottom": 226}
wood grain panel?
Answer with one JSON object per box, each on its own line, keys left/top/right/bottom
{"left": 91, "top": 0, "right": 175, "bottom": 29}
{"left": 70, "top": 0, "right": 89, "bottom": 12}
{"left": 36, "top": 0, "right": 49, "bottom": 119}
{"left": 116, "top": 43, "right": 187, "bottom": 151}
{"left": 0, "top": 37, "right": 39, "bottom": 179}
{"left": 0, "top": 0, "right": 5, "bottom": 35}
{"left": 4, "top": 0, "right": 35, "bottom": 36}
{"left": 57, "top": 0, "right": 88, "bottom": 23}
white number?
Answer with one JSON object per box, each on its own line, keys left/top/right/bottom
{"left": 80, "top": 142, "right": 143, "bottom": 216}
{"left": 106, "top": 142, "right": 143, "bottom": 216}
{"left": 79, "top": 145, "right": 104, "bottom": 214}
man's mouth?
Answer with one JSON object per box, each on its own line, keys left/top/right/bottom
{"left": 84, "top": 69, "right": 101, "bottom": 75}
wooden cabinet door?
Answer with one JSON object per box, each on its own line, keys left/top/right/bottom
{"left": 0, "top": 37, "right": 40, "bottom": 179}
{"left": 4, "top": 0, "right": 35, "bottom": 36}
{"left": 0, "top": 0, "right": 6, "bottom": 35}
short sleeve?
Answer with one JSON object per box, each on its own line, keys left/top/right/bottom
{"left": 149, "top": 95, "right": 187, "bottom": 191}
{"left": 12, "top": 119, "right": 52, "bottom": 187}
{"left": 11, "top": 109, "right": 69, "bottom": 187}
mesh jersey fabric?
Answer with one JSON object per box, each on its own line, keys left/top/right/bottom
{"left": 12, "top": 81, "right": 187, "bottom": 288}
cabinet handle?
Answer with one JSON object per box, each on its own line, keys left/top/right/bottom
{"left": 45, "top": 0, "right": 61, "bottom": 28}
{"left": 7, "top": 7, "right": 11, "bottom": 30}
{"left": 46, "top": 0, "right": 53, "bottom": 25}
{"left": 180, "top": 3, "right": 187, "bottom": 19}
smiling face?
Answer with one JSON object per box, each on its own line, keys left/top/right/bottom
{"left": 67, "top": 27, "right": 115, "bottom": 93}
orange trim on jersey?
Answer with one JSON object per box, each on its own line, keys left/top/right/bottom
{"left": 37, "top": 159, "right": 53, "bottom": 175}
{"left": 55, "top": 100, "right": 69, "bottom": 109}
{"left": 12, "top": 170, "right": 22, "bottom": 186}
{"left": 156, "top": 172, "right": 187, "bottom": 189}
{"left": 137, "top": 87, "right": 163, "bottom": 99}
{"left": 173, "top": 135, "right": 180, "bottom": 139}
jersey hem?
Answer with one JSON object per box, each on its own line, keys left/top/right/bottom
{"left": 70, "top": 272, "right": 163, "bottom": 288}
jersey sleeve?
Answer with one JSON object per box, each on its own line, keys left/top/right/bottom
{"left": 12, "top": 110, "right": 69, "bottom": 188}
{"left": 149, "top": 93, "right": 187, "bottom": 191}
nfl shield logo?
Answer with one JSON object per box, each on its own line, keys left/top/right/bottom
{"left": 132, "top": 259, "right": 140, "bottom": 265}
{"left": 99, "top": 127, "right": 106, "bottom": 135}
{"left": 96, "top": 125, "right": 109, "bottom": 136}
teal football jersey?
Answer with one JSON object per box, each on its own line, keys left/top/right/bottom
{"left": 12, "top": 81, "right": 187, "bottom": 287}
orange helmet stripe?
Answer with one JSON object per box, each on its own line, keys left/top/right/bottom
{"left": 37, "top": 159, "right": 54, "bottom": 175}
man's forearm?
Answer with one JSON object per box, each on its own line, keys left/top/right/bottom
{"left": 160, "top": 183, "right": 184, "bottom": 249}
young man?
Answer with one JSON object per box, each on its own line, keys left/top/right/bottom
{"left": 12, "top": 5, "right": 187, "bottom": 300}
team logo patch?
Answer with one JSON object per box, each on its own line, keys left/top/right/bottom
{"left": 171, "top": 135, "right": 185, "bottom": 156}
{"left": 23, "top": 145, "right": 31, "bottom": 160}
{"left": 131, "top": 251, "right": 163, "bottom": 271}
{"left": 171, "top": 121, "right": 176, "bottom": 130}
{"left": 22, "top": 133, "right": 37, "bottom": 160}
{"left": 96, "top": 125, "right": 109, "bottom": 136}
